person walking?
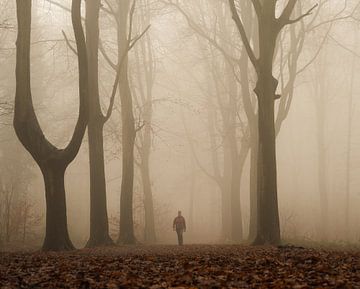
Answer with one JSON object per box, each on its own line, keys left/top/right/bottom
{"left": 173, "top": 211, "right": 186, "bottom": 245}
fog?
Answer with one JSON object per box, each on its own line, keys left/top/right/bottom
{"left": 1, "top": 0, "right": 360, "bottom": 250}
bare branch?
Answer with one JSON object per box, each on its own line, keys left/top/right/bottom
{"left": 285, "top": 4, "right": 319, "bottom": 26}
{"left": 228, "top": 0, "right": 258, "bottom": 70}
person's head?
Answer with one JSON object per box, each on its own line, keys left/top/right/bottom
{"left": 178, "top": 210, "right": 182, "bottom": 216}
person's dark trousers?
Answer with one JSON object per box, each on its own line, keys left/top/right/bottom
{"left": 176, "top": 229, "right": 183, "bottom": 245}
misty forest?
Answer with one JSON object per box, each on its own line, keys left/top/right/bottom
{"left": 1, "top": 0, "right": 360, "bottom": 288}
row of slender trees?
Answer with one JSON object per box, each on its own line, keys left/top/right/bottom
{"left": 14, "top": 0, "right": 155, "bottom": 250}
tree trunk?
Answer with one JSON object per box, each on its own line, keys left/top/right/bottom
{"left": 345, "top": 41, "right": 356, "bottom": 236}
{"left": 253, "top": 19, "right": 280, "bottom": 246}
{"left": 140, "top": 160, "right": 156, "bottom": 243}
{"left": 116, "top": 0, "right": 137, "bottom": 245}
{"left": 41, "top": 164, "right": 75, "bottom": 251}
{"left": 251, "top": 6, "right": 281, "bottom": 246}
{"left": 253, "top": 76, "right": 280, "bottom": 245}
{"left": 228, "top": 0, "right": 305, "bottom": 246}
{"left": 85, "top": 0, "right": 113, "bottom": 247}
{"left": 140, "top": 103, "right": 156, "bottom": 243}
{"left": 220, "top": 182, "right": 232, "bottom": 241}
{"left": 115, "top": 0, "right": 140, "bottom": 245}
{"left": 248, "top": 123, "right": 258, "bottom": 242}
{"left": 230, "top": 152, "right": 245, "bottom": 243}
{"left": 5, "top": 193, "right": 11, "bottom": 243}
{"left": 118, "top": 123, "right": 136, "bottom": 244}
{"left": 228, "top": 123, "right": 249, "bottom": 242}
{"left": 22, "top": 199, "right": 28, "bottom": 244}
{"left": 87, "top": 120, "right": 113, "bottom": 247}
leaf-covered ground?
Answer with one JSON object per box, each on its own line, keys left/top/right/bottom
{"left": 0, "top": 245, "right": 359, "bottom": 288}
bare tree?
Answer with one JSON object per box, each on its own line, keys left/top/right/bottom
{"left": 85, "top": 0, "right": 113, "bottom": 248}
{"left": 14, "top": 0, "right": 88, "bottom": 251}
{"left": 228, "top": 0, "right": 317, "bottom": 245}
{"left": 116, "top": 0, "right": 139, "bottom": 244}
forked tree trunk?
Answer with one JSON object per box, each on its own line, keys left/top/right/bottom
{"left": 14, "top": 0, "right": 88, "bottom": 251}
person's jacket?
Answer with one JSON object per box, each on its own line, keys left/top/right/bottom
{"left": 173, "top": 216, "right": 186, "bottom": 231}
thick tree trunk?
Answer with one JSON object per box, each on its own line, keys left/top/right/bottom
{"left": 253, "top": 75, "right": 280, "bottom": 245}
{"left": 41, "top": 164, "right": 75, "bottom": 251}
{"left": 251, "top": 7, "right": 281, "bottom": 246}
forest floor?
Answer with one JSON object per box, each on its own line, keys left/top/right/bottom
{"left": 0, "top": 245, "right": 359, "bottom": 288}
